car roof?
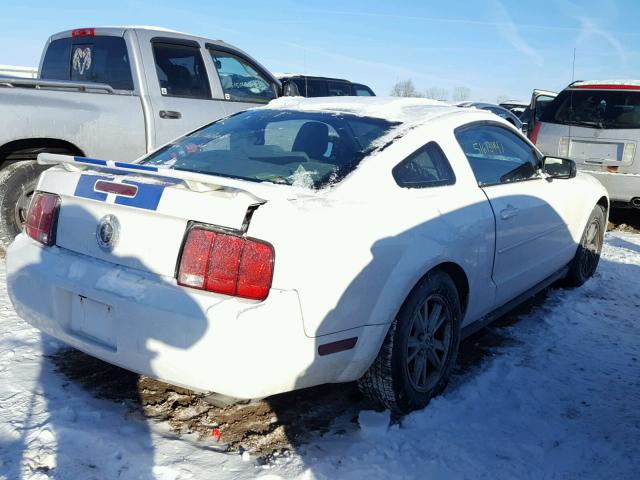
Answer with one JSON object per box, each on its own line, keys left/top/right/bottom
{"left": 568, "top": 80, "right": 640, "bottom": 90}
{"left": 262, "top": 96, "right": 474, "bottom": 129}
{"left": 276, "top": 74, "right": 353, "bottom": 83}
{"left": 460, "top": 101, "right": 507, "bottom": 109}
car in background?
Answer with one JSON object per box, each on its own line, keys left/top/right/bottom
{"left": 457, "top": 102, "right": 523, "bottom": 130}
{"left": 532, "top": 80, "right": 640, "bottom": 208}
{"left": 499, "top": 100, "right": 528, "bottom": 118}
{"left": 520, "top": 89, "right": 558, "bottom": 137}
{"left": 7, "top": 97, "right": 607, "bottom": 414}
{"left": 278, "top": 74, "right": 375, "bottom": 97}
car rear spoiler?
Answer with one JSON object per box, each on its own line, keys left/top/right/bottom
{"left": 37, "top": 153, "right": 301, "bottom": 201}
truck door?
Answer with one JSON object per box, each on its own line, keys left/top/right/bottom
{"left": 455, "top": 123, "right": 575, "bottom": 307}
{"left": 132, "top": 29, "right": 229, "bottom": 148}
{"left": 207, "top": 46, "right": 279, "bottom": 115}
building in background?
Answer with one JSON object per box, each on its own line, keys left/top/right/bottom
{"left": 0, "top": 64, "right": 38, "bottom": 78}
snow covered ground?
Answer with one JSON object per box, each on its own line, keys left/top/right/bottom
{"left": 1, "top": 232, "right": 639, "bottom": 479}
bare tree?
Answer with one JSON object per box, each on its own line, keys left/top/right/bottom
{"left": 390, "top": 79, "right": 423, "bottom": 97}
{"left": 424, "top": 87, "right": 449, "bottom": 101}
{"left": 452, "top": 86, "right": 471, "bottom": 102}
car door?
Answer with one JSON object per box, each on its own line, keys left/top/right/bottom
{"left": 392, "top": 140, "right": 497, "bottom": 324}
{"left": 207, "top": 46, "right": 278, "bottom": 115}
{"left": 455, "top": 123, "right": 574, "bottom": 306}
{"left": 523, "top": 89, "right": 557, "bottom": 136}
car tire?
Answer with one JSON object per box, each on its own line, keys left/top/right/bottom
{"left": 0, "top": 161, "right": 48, "bottom": 249}
{"left": 563, "top": 204, "right": 606, "bottom": 288}
{"left": 358, "top": 269, "right": 462, "bottom": 414}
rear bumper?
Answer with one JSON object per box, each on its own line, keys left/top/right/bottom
{"left": 6, "top": 234, "right": 379, "bottom": 399}
{"left": 580, "top": 170, "right": 640, "bottom": 203}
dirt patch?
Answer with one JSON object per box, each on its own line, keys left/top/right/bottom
{"left": 608, "top": 208, "right": 640, "bottom": 233}
{"left": 49, "top": 348, "right": 371, "bottom": 458}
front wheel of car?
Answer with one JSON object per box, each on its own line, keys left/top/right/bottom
{"left": 563, "top": 204, "right": 606, "bottom": 288}
{"left": 358, "top": 269, "right": 461, "bottom": 414}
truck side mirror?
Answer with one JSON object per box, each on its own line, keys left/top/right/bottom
{"left": 543, "top": 156, "right": 576, "bottom": 179}
{"left": 281, "top": 80, "right": 300, "bottom": 97}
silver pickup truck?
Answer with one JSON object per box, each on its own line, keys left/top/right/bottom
{"left": 0, "top": 26, "right": 280, "bottom": 247}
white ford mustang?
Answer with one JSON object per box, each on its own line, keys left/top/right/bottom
{"left": 6, "top": 97, "right": 608, "bottom": 413}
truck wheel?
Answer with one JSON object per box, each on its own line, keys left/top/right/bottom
{"left": 563, "top": 204, "right": 606, "bottom": 287}
{"left": 0, "top": 161, "right": 48, "bottom": 248}
{"left": 358, "top": 269, "right": 461, "bottom": 414}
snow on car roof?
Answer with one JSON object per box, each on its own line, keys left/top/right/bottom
{"left": 265, "top": 96, "right": 462, "bottom": 127}
{"left": 571, "top": 80, "right": 640, "bottom": 89}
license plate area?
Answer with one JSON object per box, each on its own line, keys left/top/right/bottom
{"left": 570, "top": 139, "right": 622, "bottom": 163}
{"left": 70, "top": 295, "right": 116, "bottom": 349}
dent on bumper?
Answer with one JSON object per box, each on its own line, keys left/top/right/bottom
{"left": 5, "top": 234, "right": 378, "bottom": 399}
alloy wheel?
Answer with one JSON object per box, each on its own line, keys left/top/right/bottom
{"left": 580, "top": 219, "right": 602, "bottom": 278}
{"left": 405, "top": 294, "right": 453, "bottom": 393}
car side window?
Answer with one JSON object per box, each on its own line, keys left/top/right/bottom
{"left": 209, "top": 50, "right": 275, "bottom": 104}
{"left": 152, "top": 43, "right": 211, "bottom": 99}
{"left": 393, "top": 142, "right": 456, "bottom": 188}
{"left": 327, "top": 82, "right": 352, "bottom": 96}
{"left": 455, "top": 124, "right": 539, "bottom": 186}
{"left": 292, "top": 78, "right": 328, "bottom": 97}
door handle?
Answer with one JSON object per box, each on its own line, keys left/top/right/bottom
{"left": 159, "top": 110, "right": 182, "bottom": 119}
{"left": 500, "top": 205, "right": 519, "bottom": 220}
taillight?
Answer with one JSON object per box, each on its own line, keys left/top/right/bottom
{"left": 25, "top": 192, "right": 60, "bottom": 246}
{"left": 529, "top": 121, "right": 542, "bottom": 144}
{"left": 177, "top": 227, "right": 274, "bottom": 301}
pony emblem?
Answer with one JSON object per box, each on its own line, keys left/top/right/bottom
{"left": 72, "top": 47, "right": 92, "bottom": 75}
{"left": 96, "top": 215, "right": 120, "bottom": 251}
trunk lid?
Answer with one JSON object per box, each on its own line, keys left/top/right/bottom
{"left": 39, "top": 166, "right": 264, "bottom": 278}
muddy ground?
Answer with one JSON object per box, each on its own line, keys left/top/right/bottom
{"left": 49, "top": 297, "right": 536, "bottom": 460}
{"left": 37, "top": 207, "right": 640, "bottom": 459}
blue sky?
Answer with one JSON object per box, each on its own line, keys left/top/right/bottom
{"left": 2, "top": 0, "right": 639, "bottom": 102}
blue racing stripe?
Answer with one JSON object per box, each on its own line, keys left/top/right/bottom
{"left": 114, "top": 162, "right": 158, "bottom": 172}
{"left": 74, "top": 156, "right": 108, "bottom": 166}
{"left": 74, "top": 174, "right": 111, "bottom": 201}
{"left": 115, "top": 180, "right": 164, "bottom": 211}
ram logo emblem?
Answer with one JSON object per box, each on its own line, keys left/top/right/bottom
{"left": 72, "top": 47, "right": 92, "bottom": 75}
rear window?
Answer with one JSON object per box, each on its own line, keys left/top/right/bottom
{"left": 541, "top": 89, "right": 640, "bottom": 129}
{"left": 141, "top": 110, "right": 396, "bottom": 189}
{"left": 41, "top": 36, "right": 134, "bottom": 90}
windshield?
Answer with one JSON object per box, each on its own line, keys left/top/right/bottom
{"left": 141, "top": 110, "right": 396, "bottom": 188}
{"left": 541, "top": 89, "right": 640, "bottom": 129}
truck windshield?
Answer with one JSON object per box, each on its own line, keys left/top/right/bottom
{"left": 541, "top": 89, "right": 640, "bottom": 129}
{"left": 141, "top": 110, "right": 397, "bottom": 188}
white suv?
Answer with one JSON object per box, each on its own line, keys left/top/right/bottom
{"left": 532, "top": 80, "right": 640, "bottom": 208}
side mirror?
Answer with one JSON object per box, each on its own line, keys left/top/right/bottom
{"left": 543, "top": 156, "right": 576, "bottom": 179}
{"left": 521, "top": 122, "right": 528, "bottom": 134}
{"left": 281, "top": 80, "right": 300, "bottom": 97}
